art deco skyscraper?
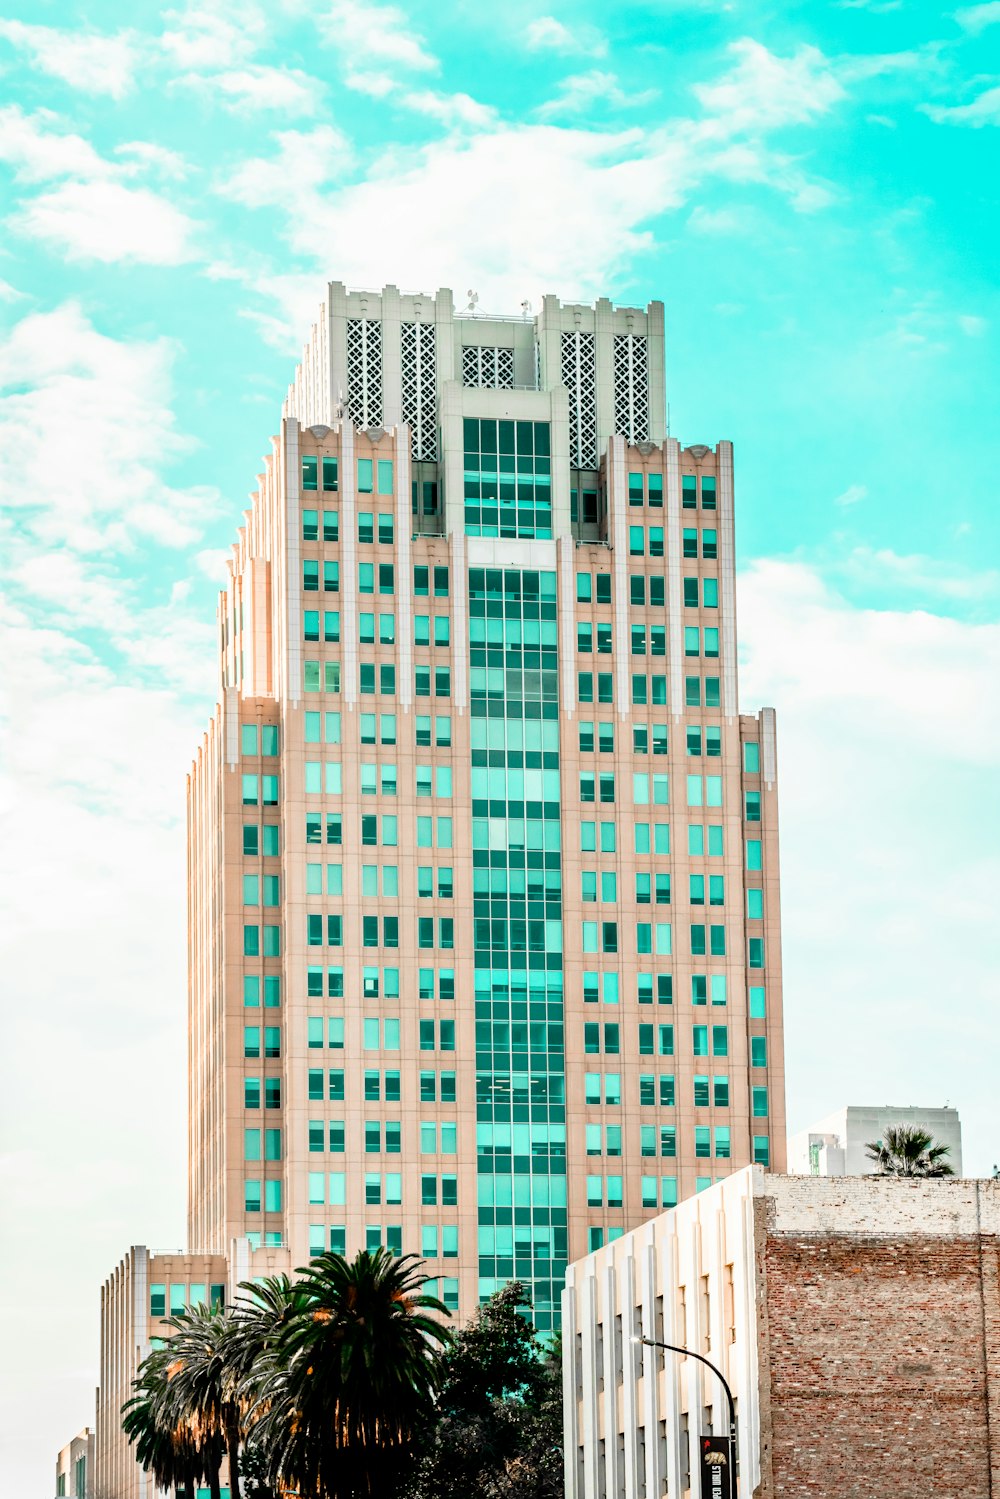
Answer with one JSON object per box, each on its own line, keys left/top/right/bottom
{"left": 186, "top": 283, "right": 786, "bottom": 1333}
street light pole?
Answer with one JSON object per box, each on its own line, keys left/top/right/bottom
{"left": 634, "top": 1335, "right": 738, "bottom": 1499}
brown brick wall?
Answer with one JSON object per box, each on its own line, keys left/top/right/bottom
{"left": 759, "top": 1231, "right": 1000, "bottom": 1499}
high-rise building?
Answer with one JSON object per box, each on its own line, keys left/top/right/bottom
{"left": 185, "top": 282, "right": 786, "bottom": 1332}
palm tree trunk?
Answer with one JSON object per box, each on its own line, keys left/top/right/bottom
{"left": 209, "top": 1462, "right": 222, "bottom": 1499}
{"left": 226, "top": 1414, "right": 242, "bottom": 1499}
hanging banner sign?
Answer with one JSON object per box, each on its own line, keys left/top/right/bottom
{"left": 700, "top": 1435, "right": 732, "bottom": 1499}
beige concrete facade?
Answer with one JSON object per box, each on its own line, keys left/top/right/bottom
{"left": 94, "top": 280, "right": 786, "bottom": 1496}
{"left": 56, "top": 1428, "right": 94, "bottom": 1499}
{"left": 186, "top": 284, "right": 786, "bottom": 1326}
{"left": 95, "top": 1243, "right": 291, "bottom": 1499}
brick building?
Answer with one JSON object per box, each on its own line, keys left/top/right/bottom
{"left": 563, "top": 1168, "right": 1000, "bottom": 1498}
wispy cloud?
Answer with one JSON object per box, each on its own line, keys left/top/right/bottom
{"left": 525, "top": 15, "right": 608, "bottom": 58}
{"left": 694, "top": 38, "right": 846, "bottom": 133}
{"left": 954, "top": 0, "right": 1000, "bottom": 32}
{"left": 0, "top": 19, "right": 138, "bottom": 99}
{"left": 0, "top": 303, "right": 218, "bottom": 552}
{"left": 159, "top": 0, "right": 266, "bottom": 69}
{"left": 538, "top": 70, "right": 658, "bottom": 118}
{"left": 922, "top": 85, "right": 1000, "bottom": 126}
{"left": 218, "top": 125, "right": 353, "bottom": 208}
{"left": 0, "top": 107, "right": 198, "bottom": 264}
{"left": 834, "top": 482, "right": 868, "bottom": 507}
{"left": 172, "top": 62, "right": 322, "bottom": 113}
{"left": 315, "top": 0, "right": 438, "bottom": 82}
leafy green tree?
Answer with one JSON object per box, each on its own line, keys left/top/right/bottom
{"left": 122, "top": 1341, "right": 224, "bottom": 1499}
{"left": 865, "top": 1124, "right": 955, "bottom": 1177}
{"left": 246, "top": 1248, "right": 451, "bottom": 1499}
{"left": 410, "top": 1282, "right": 563, "bottom": 1499}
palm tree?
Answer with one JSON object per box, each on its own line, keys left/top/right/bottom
{"left": 122, "top": 1341, "right": 225, "bottom": 1499}
{"left": 865, "top": 1124, "right": 955, "bottom": 1177}
{"left": 229, "top": 1274, "right": 315, "bottom": 1494}
{"left": 161, "top": 1303, "right": 246, "bottom": 1499}
{"left": 247, "top": 1248, "right": 452, "bottom": 1499}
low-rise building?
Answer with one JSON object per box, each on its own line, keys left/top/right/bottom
{"left": 56, "top": 1429, "right": 94, "bottom": 1499}
{"left": 787, "top": 1103, "right": 962, "bottom": 1176}
{"left": 562, "top": 1167, "right": 999, "bottom": 1498}
{"left": 95, "top": 1242, "right": 290, "bottom": 1499}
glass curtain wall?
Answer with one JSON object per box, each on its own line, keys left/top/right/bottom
{"left": 469, "top": 566, "right": 566, "bottom": 1331}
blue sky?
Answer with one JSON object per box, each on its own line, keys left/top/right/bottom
{"left": 1, "top": 0, "right": 998, "bottom": 1489}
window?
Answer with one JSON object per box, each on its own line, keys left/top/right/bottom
{"left": 464, "top": 418, "right": 552, "bottom": 538}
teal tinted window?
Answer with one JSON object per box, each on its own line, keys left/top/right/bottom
{"left": 463, "top": 418, "right": 552, "bottom": 539}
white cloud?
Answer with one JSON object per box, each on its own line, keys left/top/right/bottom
{"left": 193, "top": 547, "right": 232, "bottom": 581}
{"left": 0, "top": 598, "right": 205, "bottom": 1499}
{"left": 837, "top": 545, "right": 1000, "bottom": 602}
{"left": 243, "top": 123, "right": 664, "bottom": 311}
{"left": 11, "top": 179, "right": 197, "bottom": 265}
{"left": 0, "top": 303, "right": 219, "bottom": 553}
{"left": 694, "top": 37, "right": 846, "bottom": 133}
{"left": 315, "top": 0, "right": 438, "bottom": 72}
{"left": 0, "top": 19, "right": 139, "bottom": 99}
{"left": 525, "top": 15, "right": 608, "bottom": 58}
{"left": 738, "top": 559, "right": 1000, "bottom": 1171}
{"left": 959, "top": 312, "right": 987, "bottom": 335}
{"left": 231, "top": 39, "right": 853, "bottom": 335}
{"left": 834, "top": 482, "right": 868, "bottom": 507}
{"left": 0, "top": 106, "right": 199, "bottom": 264}
{"left": 173, "top": 62, "right": 322, "bottom": 113}
{"left": 159, "top": 0, "right": 266, "bottom": 69}
{"left": 538, "top": 70, "right": 658, "bottom": 118}
{"left": 0, "top": 104, "right": 111, "bottom": 183}
{"left": 114, "top": 141, "right": 190, "bottom": 179}
{"left": 398, "top": 90, "right": 498, "bottom": 129}
{"left": 687, "top": 203, "right": 754, "bottom": 234}
{"left": 922, "top": 85, "right": 1000, "bottom": 125}
{"left": 955, "top": 0, "right": 1000, "bottom": 32}
{"left": 219, "top": 125, "right": 352, "bottom": 208}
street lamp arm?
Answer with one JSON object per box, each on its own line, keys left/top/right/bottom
{"left": 635, "top": 1335, "right": 738, "bottom": 1499}
{"left": 635, "top": 1336, "right": 736, "bottom": 1429}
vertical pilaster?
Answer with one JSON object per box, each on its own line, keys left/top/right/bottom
{"left": 718, "top": 440, "right": 738, "bottom": 719}
{"left": 381, "top": 284, "right": 402, "bottom": 428}
{"left": 608, "top": 435, "right": 630, "bottom": 717}
{"left": 284, "top": 419, "right": 302, "bottom": 704}
{"left": 340, "top": 421, "right": 358, "bottom": 703}
{"left": 664, "top": 438, "right": 684, "bottom": 716}
{"left": 395, "top": 425, "right": 413, "bottom": 710}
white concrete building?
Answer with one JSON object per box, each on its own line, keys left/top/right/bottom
{"left": 786, "top": 1104, "right": 962, "bottom": 1177}
{"left": 562, "top": 1166, "right": 1000, "bottom": 1499}
{"left": 562, "top": 1168, "right": 762, "bottom": 1499}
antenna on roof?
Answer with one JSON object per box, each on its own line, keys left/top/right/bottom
{"left": 462, "top": 290, "right": 479, "bottom": 314}
{"left": 521, "top": 300, "right": 532, "bottom": 319}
